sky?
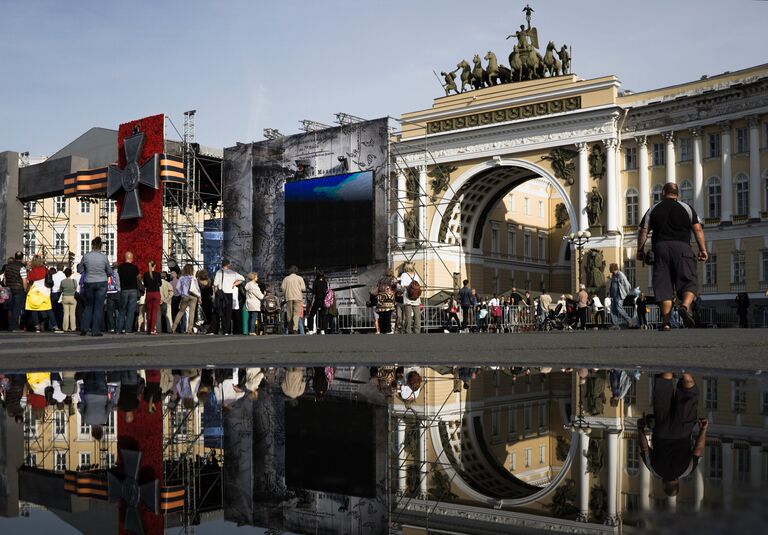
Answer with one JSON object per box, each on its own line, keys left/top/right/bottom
{"left": 1, "top": 0, "right": 766, "bottom": 156}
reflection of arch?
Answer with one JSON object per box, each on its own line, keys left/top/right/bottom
{"left": 429, "top": 159, "right": 578, "bottom": 250}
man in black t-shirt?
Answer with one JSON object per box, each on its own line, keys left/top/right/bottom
{"left": 637, "top": 183, "right": 708, "bottom": 330}
{"left": 116, "top": 251, "right": 140, "bottom": 334}
{"left": 638, "top": 372, "right": 708, "bottom": 497}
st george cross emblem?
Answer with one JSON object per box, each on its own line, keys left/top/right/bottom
{"left": 107, "top": 129, "right": 160, "bottom": 220}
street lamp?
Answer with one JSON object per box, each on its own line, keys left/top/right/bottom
{"left": 563, "top": 230, "right": 591, "bottom": 287}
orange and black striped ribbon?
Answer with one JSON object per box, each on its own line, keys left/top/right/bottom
{"left": 64, "top": 470, "right": 109, "bottom": 500}
{"left": 159, "top": 154, "right": 186, "bottom": 185}
{"left": 64, "top": 167, "right": 108, "bottom": 198}
{"left": 160, "top": 484, "right": 186, "bottom": 512}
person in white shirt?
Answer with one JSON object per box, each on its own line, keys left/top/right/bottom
{"left": 399, "top": 262, "right": 421, "bottom": 334}
{"left": 50, "top": 265, "right": 67, "bottom": 329}
{"left": 209, "top": 260, "right": 244, "bottom": 335}
{"left": 592, "top": 293, "right": 605, "bottom": 325}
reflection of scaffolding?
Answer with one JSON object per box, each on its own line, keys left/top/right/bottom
{"left": 163, "top": 112, "right": 223, "bottom": 270}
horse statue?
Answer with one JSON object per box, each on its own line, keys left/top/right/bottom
{"left": 484, "top": 51, "right": 508, "bottom": 86}
{"left": 543, "top": 41, "right": 561, "bottom": 77}
{"left": 509, "top": 45, "right": 524, "bottom": 82}
{"left": 457, "top": 60, "right": 472, "bottom": 92}
{"left": 471, "top": 54, "right": 486, "bottom": 90}
{"left": 524, "top": 48, "right": 545, "bottom": 80}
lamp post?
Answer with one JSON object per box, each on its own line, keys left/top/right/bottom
{"left": 563, "top": 230, "right": 591, "bottom": 287}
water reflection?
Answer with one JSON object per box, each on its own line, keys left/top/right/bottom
{"left": 0, "top": 365, "right": 766, "bottom": 534}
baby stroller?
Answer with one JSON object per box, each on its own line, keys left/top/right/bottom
{"left": 261, "top": 293, "right": 283, "bottom": 334}
{"left": 549, "top": 300, "right": 579, "bottom": 330}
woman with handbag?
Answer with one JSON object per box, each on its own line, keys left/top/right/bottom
{"left": 245, "top": 272, "right": 265, "bottom": 336}
{"left": 25, "top": 256, "right": 58, "bottom": 332}
{"left": 375, "top": 268, "right": 398, "bottom": 334}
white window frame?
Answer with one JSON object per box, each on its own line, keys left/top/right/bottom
{"left": 490, "top": 223, "right": 500, "bottom": 256}
{"left": 735, "top": 127, "right": 748, "bottom": 154}
{"left": 708, "top": 133, "right": 721, "bottom": 158}
{"left": 54, "top": 195, "right": 67, "bottom": 215}
{"left": 507, "top": 226, "right": 516, "bottom": 259}
{"left": 707, "top": 177, "right": 721, "bottom": 219}
{"left": 679, "top": 137, "right": 692, "bottom": 162}
{"left": 523, "top": 197, "right": 530, "bottom": 216}
{"left": 652, "top": 184, "right": 663, "bottom": 206}
{"left": 537, "top": 234, "right": 546, "bottom": 261}
{"left": 79, "top": 452, "right": 91, "bottom": 470}
{"left": 680, "top": 180, "right": 693, "bottom": 206}
{"left": 731, "top": 251, "right": 745, "bottom": 285}
{"left": 652, "top": 143, "right": 665, "bottom": 166}
{"left": 625, "top": 188, "right": 639, "bottom": 225}
{"left": 625, "top": 146, "right": 637, "bottom": 170}
{"left": 734, "top": 173, "right": 749, "bottom": 216}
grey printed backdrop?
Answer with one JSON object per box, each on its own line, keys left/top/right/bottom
{"left": 222, "top": 118, "right": 389, "bottom": 304}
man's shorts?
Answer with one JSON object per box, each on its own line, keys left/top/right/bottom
{"left": 652, "top": 241, "right": 698, "bottom": 302}
{"left": 652, "top": 374, "right": 699, "bottom": 440}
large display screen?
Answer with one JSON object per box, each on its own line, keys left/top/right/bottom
{"left": 284, "top": 170, "right": 374, "bottom": 268}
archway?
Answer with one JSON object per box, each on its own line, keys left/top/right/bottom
{"left": 429, "top": 158, "right": 578, "bottom": 250}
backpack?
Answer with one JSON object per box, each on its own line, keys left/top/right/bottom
{"left": 407, "top": 280, "right": 421, "bottom": 300}
{"left": 323, "top": 287, "right": 334, "bottom": 308}
{"left": 44, "top": 271, "right": 54, "bottom": 289}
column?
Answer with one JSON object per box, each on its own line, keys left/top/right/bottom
{"left": 419, "top": 419, "right": 428, "bottom": 498}
{"left": 576, "top": 142, "right": 589, "bottom": 231}
{"left": 637, "top": 136, "right": 650, "bottom": 219}
{"left": 396, "top": 170, "right": 407, "bottom": 244}
{"left": 692, "top": 461, "right": 704, "bottom": 512}
{"left": 604, "top": 138, "right": 619, "bottom": 233}
{"left": 748, "top": 116, "right": 762, "bottom": 219}
{"left": 418, "top": 166, "right": 428, "bottom": 243}
{"left": 576, "top": 430, "right": 591, "bottom": 522}
{"left": 604, "top": 429, "right": 620, "bottom": 526}
{"left": 721, "top": 440, "right": 734, "bottom": 510}
{"left": 691, "top": 128, "right": 704, "bottom": 216}
{"left": 720, "top": 122, "right": 733, "bottom": 222}
{"left": 663, "top": 131, "right": 676, "bottom": 184}
{"left": 749, "top": 443, "right": 762, "bottom": 491}
{"left": 639, "top": 456, "right": 651, "bottom": 511}
{"left": 397, "top": 418, "right": 407, "bottom": 495}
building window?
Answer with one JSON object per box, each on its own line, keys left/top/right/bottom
{"left": 680, "top": 180, "right": 693, "bottom": 206}
{"left": 25, "top": 201, "right": 37, "bottom": 214}
{"left": 735, "top": 127, "right": 748, "bottom": 154}
{"left": 625, "top": 188, "right": 639, "bottom": 226}
{"left": 24, "top": 407, "right": 37, "bottom": 437}
{"left": 105, "top": 411, "right": 116, "bottom": 436}
{"left": 55, "top": 452, "right": 67, "bottom": 472}
{"left": 507, "top": 227, "right": 516, "bottom": 258}
{"left": 26, "top": 453, "right": 37, "bottom": 467}
{"left": 707, "top": 445, "right": 722, "bottom": 479}
{"left": 736, "top": 448, "right": 750, "bottom": 482}
{"left": 626, "top": 438, "right": 639, "bottom": 475}
{"left": 510, "top": 452, "right": 517, "bottom": 471}
{"left": 53, "top": 230, "right": 67, "bottom": 256}
{"left": 761, "top": 251, "right": 768, "bottom": 282}
{"left": 508, "top": 408, "right": 516, "bottom": 436}
{"left": 704, "top": 377, "right": 718, "bottom": 409}
{"left": 107, "top": 199, "right": 116, "bottom": 214}
{"left": 524, "top": 405, "right": 532, "bottom": 432}
{"left": 652, "top": 143, "right": 665, "bottom": 166}
{"left": 79, "top": 199, "right": 91, "bottom": 214}
{"left": 524, "top": 197, "right": 530, "bottom": 216}
{"left": 539, "top": 445, "right": 546, "bottom": 464}
{"left": 538, "top": 235, "right": 546, "bottom": 261}
{"left": 538, "top": 402, "right": 547, "bottom": 428}
{"left": 79, "top": 452, "right": 91, "bottom": 470}
{"left": 708, "top": 133, "right": 721, "bottom": 158}
{"left": 101, "top": 451, "right": 116, "bottom": 469}
{"left": 732, "top": 379, "right": 747, "bottom": 413}
{"left": 626, "top": 379, "right": 637, "bottom": 406}
{"left": 55, "top": 196, "right": 66, "bottom": 215}
{"left": 538, "top": 200, "right": 544, "bottom": 219}
{"left": 679, "top": 137, "right": 692, "bottom": 162}
{"left": 53, "top": 410, "right": 66, "bottom": 438}
{"left": 652, "top": 184, "right": 663, "bottom": 206}
{"left": 624, "top": 259, "right": 636, "bottom": 288}
{"left": 731, "top": 251, "right": 745, "bottom": 285}
{"left": 707, "top": 177, "right": 721, "bottom": 218}
{"left": 24, "top": 231, "right": 37, "bottom": 259}
{"left": 524, "top": 448, "right": 532, "bottom": 468}
{"left": 79, "top": 419, "right": 91, "bottom": 437}
{"left": 704, "top": 254, "right": 717, "bottom": 286}
{"left": 491, "top": 223, "right": 500, "bottom": 256}
{"left": 734, "top": 173, "right": 749, "bottom": 216}
{"left": 104, "top": 231, "right": 116, "bottom": 262}
{"left": 78, "top": 231, "right": 91, "bottom": 259}
{"left": 491, "top": 409, "right": 500, "bottom": 437}
{"left": 625, "top": 147, "right": 637, "bottom": 170}
{"left": 523, "top": 231, "right": 531, "bottom": 259}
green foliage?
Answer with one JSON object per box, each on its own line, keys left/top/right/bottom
{"left": 589, "top": 484, "right": 607, "bottom": 522}
{"left": 548, "top": 479, "right": 578, "bottom": 518}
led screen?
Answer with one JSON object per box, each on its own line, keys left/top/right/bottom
{"left": 284, "top": 170, "right": 374, "bottom": 268}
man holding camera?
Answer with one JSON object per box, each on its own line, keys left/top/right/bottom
{"left": 637, "top": 182, "right": 707, "bottom": 331}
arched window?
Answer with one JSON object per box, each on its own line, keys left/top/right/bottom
{"left": 680, "top": 180, "right": 693, "bottom": 206}
{"left": 651, "top": 184, "right": 663, "bottom": 206}
{"left": 625, "top": 188, "right": 639, "bottom": 226}
{"left": 734, "top": 173, "right": 749, "bottom": 217}
{"left": 707, "top": 177, "right": 721, "bottom": 219}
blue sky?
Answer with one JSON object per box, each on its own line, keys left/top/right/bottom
{"left": 1, "top": 0, "right": 766, "bottom": 156}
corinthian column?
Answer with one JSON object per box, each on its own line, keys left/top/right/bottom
{"left": 576, "top": 430, "right": 590, "bottom": 522}
{"left": 576, "top": 142, "right": 589, "bottom": 231}
{"left": 604, "top": 138, "right": 619, "bottom": 232}
{"left": 604, "top": 429, "right": 620, "bottom": 526}
{"left": 397, "top": 418, "right": 407, "bottom": 495}
{"left": 720, "top": 122, "right": 733, "bottom": 222}
{"left": 663, "top": 131, "right": 676, "bottom": 184}
{"left": 748, "top": 116, "right": 762, "bottom": 219}
{"left": 418, "top": 166, "right": 428, "bottom": 243}
{"left": 690, "top": 128, "right": 704, "bottom": 216}
{"left": 396, "top": 170, "right": 407, "bottom": 244}
{"left": 636, "top": 136, "right": 650, "bottom": 218}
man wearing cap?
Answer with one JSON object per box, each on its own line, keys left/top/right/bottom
{"left": 637, "top": 182, "right": 707, "bottom": 331}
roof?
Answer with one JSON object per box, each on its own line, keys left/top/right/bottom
{"left": 48, "top": 127, "right": 118, "bottom": 168}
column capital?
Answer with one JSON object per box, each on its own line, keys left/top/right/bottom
{"left": 689, "top": 127, "right": 701, "bottom": 138}
{"left": 634, "top": 135, "right": 647, "bottom": 147}
{"left": 662, "top": 131, "right": 675, "bottom": 143}
{"left": 718, "top": 120, "right": 731, "bottom": 133}
{"left": 602, "top": 138, "right": 618, "bottom": 150}
{"left": 747, "top": 115, "right": 761, "bottom": 129}
{"left": 575, "top": 142, "right": 588, "bottom": 152}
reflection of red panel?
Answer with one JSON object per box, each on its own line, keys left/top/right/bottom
{"left": 116, "top": 114, "right": 164, "bottom": 273}
{"left": 117, "top": 398, "right": 163, "bottom": 535}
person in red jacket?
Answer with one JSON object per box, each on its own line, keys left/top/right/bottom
{"left": 25, "top": 256, "right": 58, "bottom": 332}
